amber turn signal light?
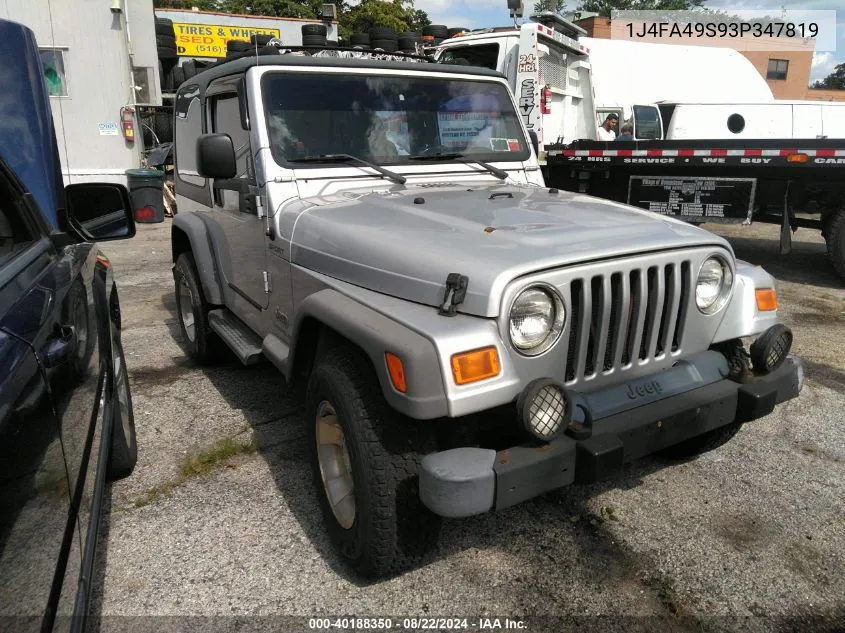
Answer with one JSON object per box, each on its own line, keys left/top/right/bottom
{"left": 385, "top": 352, "right": 407, "bottom": 393}
{"left": 451, "top": 347, "right": 501, "bottom": 385}
{"left": 755, "top": 288, "right": 778, "bottom": 311}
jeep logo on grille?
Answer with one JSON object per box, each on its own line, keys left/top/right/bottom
{"left": 626, "top": 379, "right": 663, "bottom": 400}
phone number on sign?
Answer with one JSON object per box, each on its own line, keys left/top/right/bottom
{"left": 626, "top": 21, "right": 819, "bottom": 38}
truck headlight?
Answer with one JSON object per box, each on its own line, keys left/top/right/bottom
{"left": 509, "top": 286, "right": 565, "bottom": 355}
{"left": 696, "top": 256, "right": 733, "bottom": 314}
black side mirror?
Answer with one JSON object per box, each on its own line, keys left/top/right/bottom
{"left": 197, "top": 134, "right": 236, "bottom": 179}
{"left": 65, "top": 183, "right": 135, "bottom": 242}
{"left": 528, "top": 130, "right": 539, "bottom": 156}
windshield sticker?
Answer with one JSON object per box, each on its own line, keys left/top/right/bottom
{"left": 438, "top": 112, "right": 493, "bottom": 149}
{"left": 493, "top": 138, "right": 523, "bottom": 152}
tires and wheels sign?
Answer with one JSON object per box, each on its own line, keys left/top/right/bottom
{"left": 173, "top": 23, "right": 281, "bottom": 58}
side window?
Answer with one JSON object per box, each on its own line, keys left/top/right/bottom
{"left": 210, "top": 93, "right": 252, "bottom": 207}
{"left": 440, "top": 44, "right": 500, "bottom": 70}
{"left": 0, "top": 177, "right": 35, "bottom": 266}
{"left": 633, "top": 105, "right": 662, "bottom": 140}
{"left": 174, "top": 84, "right": 205, "bottom": 188}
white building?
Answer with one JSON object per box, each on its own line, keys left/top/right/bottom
{"left": 1, "top": 0, "right": 162, "bottom": 186}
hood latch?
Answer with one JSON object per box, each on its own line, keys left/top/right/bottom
{"left": 439, "top": 273, "right": 469, "bottom": 317}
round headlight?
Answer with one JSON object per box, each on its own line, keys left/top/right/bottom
{"left": 509, "top": 286, "right": 565, "bottom": 355}
{"left": 696, "top": 256, "right": 733, "bottom": 314}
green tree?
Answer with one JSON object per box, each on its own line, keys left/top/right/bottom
{"left": 812, "top": 63, "right": 845, "bottom": 90}
{"left": 341, "top": 0, "right": 430, "bottom": 39}
{"left": 534, "top": 0, "right": 566, "bottom": 14}
{"left": 577, "top": 0, "right": 705, "bottom": 17}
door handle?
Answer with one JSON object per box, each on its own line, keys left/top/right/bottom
{"left": 42, "top": 325, "right": 77, "bottom": 369}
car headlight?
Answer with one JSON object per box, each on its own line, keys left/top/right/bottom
{"left": 696, "top": 255, "right": 733, "bottom": 314}
{"left": 509, "top": 286, "right": 565, "bottom": 355}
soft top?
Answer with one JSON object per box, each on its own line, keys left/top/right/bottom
{"left": 184, "top": 50, "right": 507, "bottom": 92}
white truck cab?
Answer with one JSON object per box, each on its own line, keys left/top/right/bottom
{"left": 434, "top": 13, "right": 597, "bottom": 157}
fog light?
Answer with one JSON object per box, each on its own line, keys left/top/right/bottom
{"left": 750, "top": 324, "right": 792, "bottom": 374}
{"left": 516, "top": 378, "right": 572, "bottom": 442}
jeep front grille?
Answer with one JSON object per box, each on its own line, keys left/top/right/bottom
{"left": 564, "top": 260, "right": 692, "bottom": 384}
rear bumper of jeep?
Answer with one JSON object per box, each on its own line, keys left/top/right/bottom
{"left": 419, "top": 353, "right": 803, "bottom": 518}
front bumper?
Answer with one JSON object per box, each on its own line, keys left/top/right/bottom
{"left": 419, "top": 353, "right": 803, "bottom": 518}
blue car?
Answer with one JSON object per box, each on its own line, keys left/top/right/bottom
{"left": 0, "top": 19, "right": 137, "bottom": 632}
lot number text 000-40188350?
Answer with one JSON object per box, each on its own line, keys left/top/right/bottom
{"left": 307, "top": 617, "right": 527, "bottom": 630}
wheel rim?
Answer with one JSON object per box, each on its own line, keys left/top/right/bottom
{"left": 315, "top": 400, "right": 356, "bottom": 529}
{"left": 178, "top": 278, "right": 196, "bottom": 343}
{"left": 113, "top": 338, "right": 132, "bottom": 443}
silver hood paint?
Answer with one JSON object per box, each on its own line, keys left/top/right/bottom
{"left": 289, "top": 183, "right": 730, "bottom": 317}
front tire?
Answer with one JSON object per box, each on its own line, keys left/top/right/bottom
{"left": 305, "top": 344, "right": 441, "bottom": 578}
{"left": 174, "top": 252, "right": 219, "bottom": 364}
{"left": 107, "top": 332, "right": 137, "bottom": 481}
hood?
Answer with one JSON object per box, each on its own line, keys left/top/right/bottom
{"left": 290, "top": 183, "right": 729, "bottom": 317}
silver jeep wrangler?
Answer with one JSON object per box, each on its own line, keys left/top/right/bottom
{"left": 171, "top": 48, "right": 803, "bottom": 578}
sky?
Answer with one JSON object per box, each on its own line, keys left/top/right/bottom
{"left": 413, "top": 0, "right": 844, "bottom": 83}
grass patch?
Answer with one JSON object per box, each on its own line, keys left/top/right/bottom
{"left": 131, "top": 436, "right": 258, "bottom": 509}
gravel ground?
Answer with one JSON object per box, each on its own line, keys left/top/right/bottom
{"left": 88, "top": 218, "right": 845, "bottom": 633}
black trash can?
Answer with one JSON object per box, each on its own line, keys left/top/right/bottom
{"left": 126, "top": 168, "right": 166, "bottom": 223}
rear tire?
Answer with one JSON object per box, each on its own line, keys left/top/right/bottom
{"left": 174, "top": 252, "right": 219, "bottom": 364}
{"left": 825, "top": 206, "right": 845, "bottom": 281}
{"left": 305, "top": 343, "right": 441, "bottom": 578}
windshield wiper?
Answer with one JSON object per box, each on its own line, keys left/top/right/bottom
{"left": 408, "top": 152, "right": 508, "bottom": 180}
{"left": 288, "top": 153, "right": 406, "bottom": 185}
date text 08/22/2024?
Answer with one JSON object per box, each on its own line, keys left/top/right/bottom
{"left": 308, "top": 618, "right": 527, "bottom": 630}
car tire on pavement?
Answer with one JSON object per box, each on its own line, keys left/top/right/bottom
{"left": 305, "top": 343, "right": 441, "bottom": 579}
{"left": 174, "top": 252, "right": 220, "bottom": 364}
{"left": 106, "top": 329, "right": 137, "bottom": 481}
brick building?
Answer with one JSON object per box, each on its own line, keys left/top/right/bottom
{"left": 574, "top": 15, "right": 845, "bottom": 102}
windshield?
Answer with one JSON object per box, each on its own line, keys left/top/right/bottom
{"left": 261, "top": 72, "right": 529, "bottom": 167}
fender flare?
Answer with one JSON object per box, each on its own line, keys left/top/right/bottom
{"left": 286, "top": 289, "right": 449, "bottom": 420}
{"left": 171, "top": 213, "right": 224, "bottom": 306}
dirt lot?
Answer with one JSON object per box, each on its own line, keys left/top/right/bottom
{"left": 89, "top": 218, "right": 845, "bottom": 633}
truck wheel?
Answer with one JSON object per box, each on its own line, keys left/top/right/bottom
{"left": 659, "top": 420, "right": 742, "bottom": 461}
{"left": 107, "top": 330, "right": 137, "bottom": 481}
{"left": 305, "top": 344, "right": 441, "bottom": 578}
{"left": 825, "top": 207, "right": 845, "bottom": 281}
{"left": 174, "top": 252, "right": 219, "bottom": 364}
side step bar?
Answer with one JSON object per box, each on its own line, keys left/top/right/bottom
{"left": 208, "top": 309, "right": 263, "bottom": 365}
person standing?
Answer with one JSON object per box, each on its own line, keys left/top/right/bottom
{"left": 597, "top": 113, "right": 618, "bottom": 141}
